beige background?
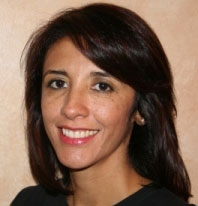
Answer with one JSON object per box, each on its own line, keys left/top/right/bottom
{"left": 0, "top": 0, "right": 197, "bottom": 205}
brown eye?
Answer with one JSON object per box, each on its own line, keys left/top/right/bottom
{"left": 92, "top": 82, "right": 113, "bottom": 92}
{"left": 49, "top": 80, "right": 68, "bottom": 89}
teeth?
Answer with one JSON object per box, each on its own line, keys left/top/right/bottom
{"left": 62, "top": 128, "right": 98, "bottom": 138}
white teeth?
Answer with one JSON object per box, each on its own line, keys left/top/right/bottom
{"left": 62, "top": 128, "right": 98, "bottom": 138}
{"left": 69, "top": 130, "right": 73, "bottom": 137}
{"left": 74, "top": 131, "right": 80, "bottom": 138}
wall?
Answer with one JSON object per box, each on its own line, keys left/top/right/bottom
{"left": 0, "top": 0, "right": 197, "bottom": 205}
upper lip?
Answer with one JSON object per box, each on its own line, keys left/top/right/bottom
{"left": 58, "top": 125, "right": 99, "bottom": 131}
{"left": 60, "top": 126, "right": 100, "bottom": 139}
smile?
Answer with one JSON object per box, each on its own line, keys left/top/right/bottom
{"left": 62, "top": 128, "right": 99, "bottom": 138}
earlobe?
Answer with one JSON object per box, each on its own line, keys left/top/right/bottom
{"left": 134, "top": 111, "right": 145, "bottom": 126}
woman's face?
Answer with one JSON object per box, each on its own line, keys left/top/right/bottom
{"left": 41, "top": 38, "right": 137, "bottom": 170}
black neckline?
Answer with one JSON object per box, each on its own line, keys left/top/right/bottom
{"left": 63, "top": 184, "right": 156, "bottom": 206}
{"left": 114, "top": 184, "right": 156, "bottom": 205}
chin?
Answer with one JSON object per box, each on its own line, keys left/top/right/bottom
{"left": 57, "top": 152, "right": 95, "bottom": 171}
{"left": 62, "top": 160, "right": 93, "bottom": 171}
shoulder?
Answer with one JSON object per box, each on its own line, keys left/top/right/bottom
{"left": 142, "top": 187, "right": 193, "bottom": 206}
{"left": 115, "top": 185, "right": 194, "bottom": 206}
{"left": 11, "top": 185, "right": 44, "bottom": 206}
{"left": 11, "top": 185, "right": 67, "bottom": 206}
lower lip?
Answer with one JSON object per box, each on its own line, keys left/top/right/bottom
{"left": 59, "top": 131, "right": 97, "bottom": 145}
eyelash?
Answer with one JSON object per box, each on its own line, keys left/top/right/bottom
{"left": 46, "top": 80, "right": 113, "bottom": 92}
{"left": 92, "top": 82, "right": 113, "bottom": 92}
{"left": 47, "top": 79, "right": 67, "bottom": 89}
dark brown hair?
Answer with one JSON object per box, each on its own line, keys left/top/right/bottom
{"left": 23, "top": 3, "right": 191, "bottom": 201}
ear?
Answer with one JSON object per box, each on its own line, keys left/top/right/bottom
{"left": 133, "top": 111, "right": 145, "bottom": 126}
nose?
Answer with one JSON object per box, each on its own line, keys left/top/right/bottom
{"left": 61, "top": 88, "right": 89, "bottom": 120}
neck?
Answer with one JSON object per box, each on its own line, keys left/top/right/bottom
{"left": 67, "top": 151, "right": 149, "bottom": 206}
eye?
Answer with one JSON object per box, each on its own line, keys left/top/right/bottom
{"left": 48, "top": 80, "right": 68, "bottom": 89}
{"left": 92, "top": 82, "right": 113, "bottom": 92}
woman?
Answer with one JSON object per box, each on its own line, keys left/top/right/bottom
{"left": 11, "top": 3, "right": 195, "bottom": 206}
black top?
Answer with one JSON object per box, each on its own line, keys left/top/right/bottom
{"left": 11, "top": 184, "right": 195, "bottom": 206}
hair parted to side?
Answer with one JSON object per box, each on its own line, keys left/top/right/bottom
{"left": 23, "top": 3, "right": 191, "bottom": 201}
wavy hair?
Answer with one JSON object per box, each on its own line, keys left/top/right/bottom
{"left": 23, "top": 3, "right": 191, "bottom": 201}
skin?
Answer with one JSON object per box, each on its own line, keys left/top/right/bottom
{"left": 41, "top": 38, "right": 148, "bottom": 206}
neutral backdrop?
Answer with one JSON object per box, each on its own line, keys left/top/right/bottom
{"left": 0, "top": 0, "right": 197, "bottom": 205}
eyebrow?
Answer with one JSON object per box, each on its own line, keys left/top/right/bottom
{"left": 90, "top": 71, "right": 112, "bottom": 78}
{"left": 43, "top": 70, "right": 112, "bottom": 79}
{"left": 43, "top": 69, "right": 68, "bottom": 78}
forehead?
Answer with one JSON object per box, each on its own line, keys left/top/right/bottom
{"left": 43, "top": 38, "right": 103, "bottom": 74}
{"left": 44, "top": 38, "right": 80, "bottom": 67}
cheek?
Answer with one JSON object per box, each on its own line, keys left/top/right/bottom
{"left": 92, "top": 98, "right": 133, "bottom": 127}
{"left": 41, "top": 96, "right": 62, "bottom": 147}
{"left": 41, "top": 94, "right": 61, "bottom": 124}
